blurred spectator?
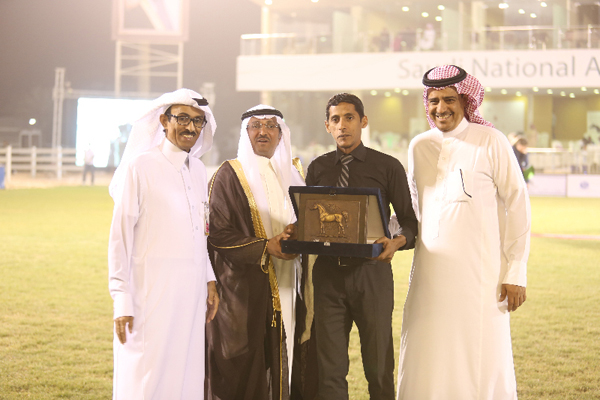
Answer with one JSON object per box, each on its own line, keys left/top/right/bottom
{"left": 513, "top": 137, "right": 533, "bottom": 183}
{"left": 380, "top": 28, "right": 391, "bottom": 51}
{"left": 82, "top": 144, "right": 95, "bottom": 185}
{"left": 393, "top": 31, "right": 403, "bottom": 51}
{"left": 583, "top": 124, "right": 600, "bottom": 148}
{"left": 418, "top": 24, "right": 436, "bottom": 50}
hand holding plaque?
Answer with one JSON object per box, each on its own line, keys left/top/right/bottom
{"left": 372, "top": 235, "right": 407, "bottom": 263}
{"left": 267, "top": 224, "right": 299, "bottom": 260}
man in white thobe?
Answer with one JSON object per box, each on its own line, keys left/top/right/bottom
{"left": 397, "top": 65, "right": 531, "bottom": 400}
{"left": 82, "top": 145, "right": 95, "bottom": 185}
{"left": 108, "top": 88, "right": 219, "bottom": 400}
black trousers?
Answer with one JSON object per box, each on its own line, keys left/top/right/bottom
{"left": 312, "top": 256, "right": 395, "bottom": 400}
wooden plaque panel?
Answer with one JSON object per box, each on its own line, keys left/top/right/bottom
{"left": 297, "top": 193, "right": 368, "bottom": 244}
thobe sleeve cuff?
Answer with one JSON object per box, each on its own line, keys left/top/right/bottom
{"left": 206, "top": 254, "right": 216, "bottom": 282}
{"left": 502, "top": 260, "right": 527, "bottom": 287}
{"left": 113, "top": 293, "right": 134, "bottom": 319}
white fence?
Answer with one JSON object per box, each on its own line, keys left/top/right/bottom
{"left": 0, "top": 146, "right": 598, "bottom": 188}
{"left": 0, "top": 146, "right": 81, "bottom": 185}
{"left": 528, "top": 146, "right": 600, "bottom": 174}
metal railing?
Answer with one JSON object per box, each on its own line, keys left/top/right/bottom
{"left": 0, "top": 146, "right": 81, "bottom": 186}
{"left": 1, "top": 146, "right": 597, "bottom": 189}
{"left": 475, "top": 24, "right": 600, "bottom": 51}
{"left": 240, "top": 25, "right": 600, "bottom": 55}
{"left": 528, "top": 146, "right": 600, "bottom": 174}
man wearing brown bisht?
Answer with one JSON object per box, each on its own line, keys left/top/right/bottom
{"left": 206, "top": 105, "right": 317, "bottom": 400}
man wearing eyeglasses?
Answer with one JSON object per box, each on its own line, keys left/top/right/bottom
{"left": 205, "top": 105, "right": 313, "bottom": 400}
{"left": 108, "top": 88, "right": 219, "bottom": 400}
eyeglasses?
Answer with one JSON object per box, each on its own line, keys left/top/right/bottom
{"left": 166, "top": 113, "right": 207, "bottom": 129}
{"left": 247, "top": 122, "right": 280, "bottom": 132}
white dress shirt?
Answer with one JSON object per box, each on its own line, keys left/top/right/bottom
{"left": 256, "top": 154, "right": 297, "bottom": 379}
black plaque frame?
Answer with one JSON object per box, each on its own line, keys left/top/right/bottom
{"left": 281, "top": 186, "right": 391, "bottom": 258}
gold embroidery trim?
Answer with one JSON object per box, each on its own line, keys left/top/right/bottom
{"left": 208, "top": 161, "right": 226, "bottom": 202}
{"left": 292, "top": 157, "right": 305, "bottom": 179}
{"left": 280, "top": 315, "right": 283, "bottom": 400}
{"left": 260, "top": 241, "right": 269, "bottom": 274}
{"left": 208, "top": 238, "right": 265, "bottom": 250}
{"left": 208, "top": 163, "right": 268, "bottom": 254}
{"left": 228, "top": 159, "right": 282, "bottom": 317}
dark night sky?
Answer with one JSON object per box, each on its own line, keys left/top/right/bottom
{"left": 0, "top": 0, "right": 261, "bottom": 160}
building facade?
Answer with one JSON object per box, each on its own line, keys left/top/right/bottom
{"left": 238, "top": 0, "right": 600, "bottom": 165}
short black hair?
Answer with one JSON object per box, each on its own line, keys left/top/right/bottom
{"left": 516, "top": 137, "right": 528, "bottom": 146}
{"left": 326, "top": 93, "right": 365, "bottom": 121}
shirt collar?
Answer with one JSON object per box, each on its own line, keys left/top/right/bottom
{"left": 255, "top": 153, "right": 276, "bottom": 175}
{"left": 335, "top": 141, "right": 366, "bottom": 164}
{"left": 441, "top": 117, "right": 469, "bottom": 137}
{"left": 160, "top": 138, "right": 189, "bottom": 171}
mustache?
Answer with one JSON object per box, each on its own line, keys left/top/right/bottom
{"left": 179, "top": 130, "right": 196, "bottom": 136}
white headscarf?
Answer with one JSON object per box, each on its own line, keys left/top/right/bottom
{"left": 109, "top": 88, "right": 217, "bottom": 200}
{"left": 237, "top": 105, "right": 305, "bottom": 237}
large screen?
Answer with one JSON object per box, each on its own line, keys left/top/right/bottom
{"left": 76, "top": 97, "right": 152, "bottom": 168}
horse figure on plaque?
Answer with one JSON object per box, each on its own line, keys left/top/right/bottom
{"left": 310, "top": 203, "right": 349, "bottom": 236}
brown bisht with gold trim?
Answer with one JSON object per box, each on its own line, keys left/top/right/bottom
{"left": 205, "top": 160, "right": 290, "bottom": 400}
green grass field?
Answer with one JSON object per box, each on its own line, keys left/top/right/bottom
{"left": 1, "top": 188, "right": 599, "bottom": 399}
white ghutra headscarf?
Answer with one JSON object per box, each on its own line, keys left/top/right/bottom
{"left": 109, "top": 88, "right": 217, "bottom": 201}
{"left": 237, "top": 105, "right": 305, "bottom": 237}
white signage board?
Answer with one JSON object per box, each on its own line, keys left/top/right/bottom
{"left": 237, "top": 49, "right": 600, "bottom": 91}
{"left": 528, "top": 174, "right": 567, "bottom": 197}
{"left": 567, "top": 174, "right": 600, "bottom": 198}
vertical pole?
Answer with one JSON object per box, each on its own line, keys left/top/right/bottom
{"left": 115, "top": 40, "right": 122, "bottom": 97}
{"left": 260, "top": 7, "right": 272, "bottom": 107}
{"left": 139, "top": 42, "right": 151, "bottom": 94}
{"left": 31, "top": 146, "right": 37, "bottom": 178}
{"left": 261, "top": 6, "right": 271, "bottom": 55}
{"left": 177, "top": 42, "right": 184, "bottom": 89}
{"left": 52, "top": 68, "right": 65, "bottom": 149}
{"left": 458, "top": 1, "right": 464, "bottom": 50}
{"left": 57, "top": 146, "right": 63, "bottom": 180}
{"left": 558, "top": 28, "right": 563, "bottom": 48}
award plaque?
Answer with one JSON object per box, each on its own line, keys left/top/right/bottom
{"left": 298, "top": 194, "right": 368, "bottom": 244}
{"left": 282, "top": 186, "right": 391, "bottom": 258}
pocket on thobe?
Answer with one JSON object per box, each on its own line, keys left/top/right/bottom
{"left": 445, "top": 169, "right": 473, "bottom": 203}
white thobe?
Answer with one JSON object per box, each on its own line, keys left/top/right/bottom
{"left": 256, "top": 155, "right": 297, "bottom": 379}
{"left": 108, "top": 138, "right": 216, "bottom": 400}
{"left": 398, "top": 118, "right": 530, "bottom": 400}
{"left": 84, "top": 149, "right": 94, "bottom": 165}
